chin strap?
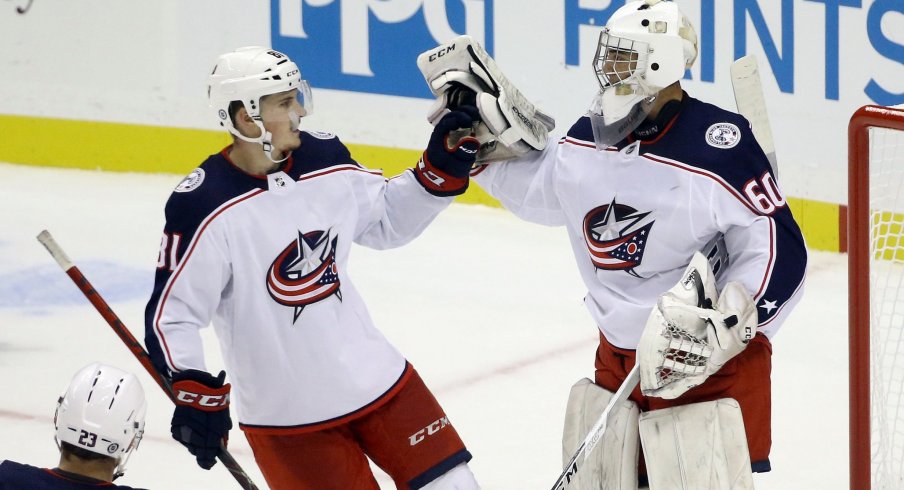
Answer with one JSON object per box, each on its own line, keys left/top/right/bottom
{"left": 231, "top": 115, "right": 298, "bottom": 164}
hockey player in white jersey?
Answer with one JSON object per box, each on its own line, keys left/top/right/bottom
{"left": 144, "top": 47, "right": 480, "bottom": 489}
{"left": 419, "top": 1, "right": 807, "bottom": 488}
{"left": 0, "top": 363, "right": 148, "bottom": 489}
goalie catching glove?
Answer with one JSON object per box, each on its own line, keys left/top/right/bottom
{"left": 417, "top": 35, "right": 555, "bottom": 163}
{"left": 171, "top": 369, "right": 232, "bottom": 469}
{"left": 637, "top": 252, "right": 757, "bottom": 399}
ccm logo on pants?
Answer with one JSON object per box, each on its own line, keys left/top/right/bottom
{"left": 409, "top": 417, "right": 450, "bottom": 446}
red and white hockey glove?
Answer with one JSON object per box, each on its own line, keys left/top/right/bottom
{"left": 414, "top": 108, "right": 480, "bottom": 197}
{"left": 171, "top": 369, "right": 232, "bottom": 470}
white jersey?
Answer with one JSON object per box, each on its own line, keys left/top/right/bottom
{"left": 473, "top": 95, "right": 807, "bottom": 349}
{"left": 145, "top": 131, "right": 451, "bottom": 430}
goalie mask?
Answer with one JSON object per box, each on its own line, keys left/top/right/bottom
{"left": 54, "top": 363, "right": 147, "bottom": 479}
{"left": 208, "top": 46, "right": 313, "bottom": 163}
{"left": 588, "top": 0, "right": 698, "bottom": 149}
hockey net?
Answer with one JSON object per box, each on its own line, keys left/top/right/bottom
{"left": 849, "top": 104, "right": 904, "bottom": 490}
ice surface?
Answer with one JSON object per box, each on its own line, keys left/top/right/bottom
{"left": 0, "top": 163, "right": 848, "bottom": 489}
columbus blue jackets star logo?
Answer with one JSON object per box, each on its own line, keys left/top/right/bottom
{"left": 583, "top": 198, "right": 654, "bottom": 277}
{"left": 267, "top": 229, "right": 341, "bottom": 322}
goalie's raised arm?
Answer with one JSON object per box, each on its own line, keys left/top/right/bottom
{"left": 417, "top": 35, "right": 555, "bottom": 162}
{"left": 450, "top": 2, "right": 807, "bottom": 488}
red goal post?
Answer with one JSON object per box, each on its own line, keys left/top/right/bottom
{"left": 848, "top": 104, "right": 904, "bottom": 490}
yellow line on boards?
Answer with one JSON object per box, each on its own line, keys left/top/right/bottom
{"left": 0, "top": 114, "right": 231, "bottom": 174}
{"left": 1, "top": 114, "right": 843, "bottom": 252}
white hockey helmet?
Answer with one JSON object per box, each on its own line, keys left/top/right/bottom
{"left": 207, "top": 46, "right": 313, "bottom": 160}
{"left": 54, "top": 363, "right": 147, "bottom": 478}
{"left": 593, "top": 0, "right": 698, "bottom": 92}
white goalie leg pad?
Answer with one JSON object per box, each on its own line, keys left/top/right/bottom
{"left": 639, "top": 398, "right": 754, "bottom": 490}
{"left": 419, "top": 462, "right": 479, "bottom": 489}
{"left": 562, "top": 378, "right": 639, "bottom": 490}
{"left": 417, "top": 35, "right": 555, "bottom": 156}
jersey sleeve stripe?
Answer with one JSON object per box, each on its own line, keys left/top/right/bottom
{"left": 642, "top": 153, "right": 761, "bottom": 215}
{"left": 753, "top": 219, "right": 777, "bottom": 300}
{"left": 299, "top": 164, "right": 382, "bottom": 181}
{"left": 152, "top": 188, "right": 265, "bottom": 372}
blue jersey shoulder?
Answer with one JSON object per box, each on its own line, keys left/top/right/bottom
{"left": 162, "top": 152, "right": 259, "bottom": 235}
{"left": 289, "top": 130, "right": 360, "bottom": 177}
{"left": 565, "top": 97, "right": 773, "bottom": 195}
{"left": 162, "top": 132, "right": 361, "bottom": 235}
{"left": 565, "top": 115, "right": 595, "bottom": 144}
{"left": 0, "top": 461, "right": 146, "bottom": 489}
{"left": 647, "top": 96, "right": 773, "bottom": 190}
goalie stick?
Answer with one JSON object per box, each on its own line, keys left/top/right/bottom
{"left": 551, "top": 365, "right": 640, "bottom": 490}
{"left": 731, "top": 55, "right": 778, "bottom": 175}
{"left": 36, "top": 230, "right": 259, "bottom": 490}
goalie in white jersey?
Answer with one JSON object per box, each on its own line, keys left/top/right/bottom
{"left": 144, "top": 47, "right": 481, "bottom": 489}
{"left": 419, "top": 1, "right": 806, "bottom": 488}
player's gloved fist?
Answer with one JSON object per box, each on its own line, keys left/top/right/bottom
{"left": 414, "top": 108, "right": 480, "bottom": 196}
{"left": 170, "top": 369, "right": 232, "bottom": 470}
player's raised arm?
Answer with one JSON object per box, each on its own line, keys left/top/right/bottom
{"left": 414, "top": 35, "right": 567, "bottom": 227}
{"left": 408, "top": 1, "right": 808, "bottom": 488}
{"left": 142, "top": 46, "right": 481, "bottom": 488}
{"left": 351, "top": 107, "right": 481, "bottom": 249}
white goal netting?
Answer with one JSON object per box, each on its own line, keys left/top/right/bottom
{"left": 868, "top": 124, "right": 904, "bottom": 489}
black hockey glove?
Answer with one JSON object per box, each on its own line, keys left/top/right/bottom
{"left": 414, "top": 108, "right": 480, "bottom": 197}
{"left": 170, "top": 369, "right": 232, "bottom": 470}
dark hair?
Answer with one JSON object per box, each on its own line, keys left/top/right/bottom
{"left": 228, "top": 100, "right": 245, "bottom": 126}
{"left": 60, "top": 442, "right": 114, "bottom": 462}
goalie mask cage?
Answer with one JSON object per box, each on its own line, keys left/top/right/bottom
{"left": 849, "top": 104, "right": 904, "bottom": 490}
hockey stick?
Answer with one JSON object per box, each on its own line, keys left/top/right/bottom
{"left": 731, "top": 55, "right": 777, "bottom": 176}
{"left": 550, "top": 365, "right": 640, "bottom": 490}
{"left": 36, "top": 230, "right": 259, "bottom": 490}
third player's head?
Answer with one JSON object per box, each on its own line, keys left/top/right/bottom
{"left": 54, "top": 363, "right": 147, "bottom": 481}
{"left": 208, "top": 47, "right": 313, "bottom": 163}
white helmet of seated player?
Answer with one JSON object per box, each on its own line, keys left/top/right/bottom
{"left": 588, "top": 0, "right": 698, "bottom": 148}
{"left": 208, "top": 46, "right": 314, "bottom": 163}
{"left": 54, "top": 363, "right": 147, "bottom": 479}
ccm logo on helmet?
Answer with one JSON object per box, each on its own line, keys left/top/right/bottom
{"left": 175, "top": 390, "right": 230, "bottom": 408}
{"left": 409, "top": 416, "right": 450, "bottom": 446}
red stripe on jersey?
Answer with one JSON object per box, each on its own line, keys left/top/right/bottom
{"left": 642, "top": 152, "right": 779, "bottom": 310}
{"left": 239, "top": 363, "right": 414, "bottom": 435}
{"left": 641, "top": 153, "right": 761, "bottom": 215}
{"left": 299, "top": 164, "right": 383, "bottom": 181}
{"left": 561, "top": 137, "right": 598, "bottom": 149}
{"left": 153, "top": 189, "right": 265, "bottom": 372}
{"left": 560, "top": 137, "right": 620, "bottom": 152}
